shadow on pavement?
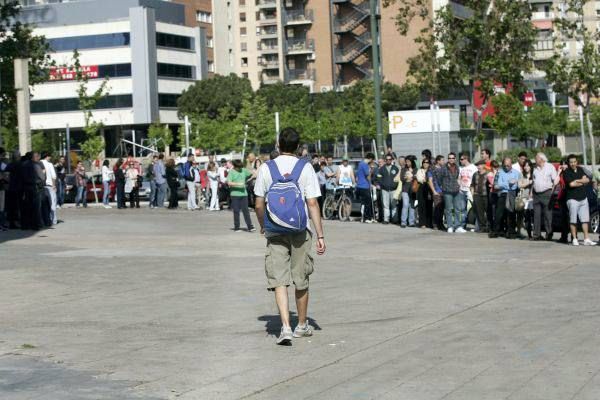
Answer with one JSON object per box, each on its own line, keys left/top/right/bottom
{"left": 0, "top": 228, "right": 44, "bottom": 245}
{"left": 258, "top": 313, "right": 322, "bottom": 336}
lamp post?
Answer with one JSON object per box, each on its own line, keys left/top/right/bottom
{"left": 369, "top": 0, "right": 384, "bottom": 157}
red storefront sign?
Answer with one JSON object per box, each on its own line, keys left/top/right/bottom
{"left": 49, "top": 65, "right": 99, "bottom": 81}
{"left": 523, "top": 91, "right": 536, "bottom": 107}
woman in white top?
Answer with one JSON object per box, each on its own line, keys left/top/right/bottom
{"left": 101, "top": 160, "right": 113, "bottom": 208}
{"left": 125, "top": 162, "right": 140, "bottom": 208}
{"left": 207, "top": 161, "right": 220, "bottom": 211}
{"left": 336, "top": 158, "right": 355, "bottom": 187}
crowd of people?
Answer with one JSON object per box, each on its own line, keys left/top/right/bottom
{"left": 312, "top": 148, "right": 598, "bottom": 246}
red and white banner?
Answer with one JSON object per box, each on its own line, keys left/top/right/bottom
{"left": 49, "top": 65, "right": 99, "bottom": 81}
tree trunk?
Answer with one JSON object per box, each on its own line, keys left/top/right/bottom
{"left": 585, "top": 110, "right": 597, "bottom": 171}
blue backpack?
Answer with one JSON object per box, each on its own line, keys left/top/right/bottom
{"left": 264, "top": 158, "right": 308, "bottom": 234}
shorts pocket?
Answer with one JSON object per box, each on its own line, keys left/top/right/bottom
{"left": 305, "top": 253, "right": 314, "bottom": 276}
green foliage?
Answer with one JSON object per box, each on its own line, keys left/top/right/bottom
{"left": 522, "top": 104, "right": 568, "bottom": 140}
{"left": 147, "top": 121, "right": 173, "bottom": 151}
{"left": 497, "top": 147, "right": 562, "bottom": 163}
{"left": 237, "top": 93, "right": 274, "bottom": 149}
{"left": 384, "top": 0, "right": 537, "bottom": 143}
{"left": 31, "top": 130, "right": 61, "bottom": 156}
{"left": 381, "top": 82, "right": 420, "bottom": 113}
{"left": 0, "top": 1, "right": 53, "bottom": 151}
{"left": 486, "top": 94, "right": 525, "bottom": 139}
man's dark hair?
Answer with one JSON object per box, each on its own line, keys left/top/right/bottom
{"left": 567, "top": 154, "right": 578, "bottom": 162}
{"left": 279, "top": 127, "right": 300, "bottom": 153}
{"left": 365, "top": 152, "right": 375, "bottom": 161}
{"left": 41, "top": 152, "right": 50, "bottom": 159}
{"left": 448, "top": 152, "right": 456, "bottom": 158}
{"left": 158, "top": 153, "right": 164, "bottom": 160}
{"left": 461, "top": 153, "right": 470, "bottom": 162}
{"left": 435, "top": 155, "right": 444, "bottom": 163}
{"left": 232, "top": 159, "right": 243, "bottom": 169}
{"left": 518, "top": 151, "right": 528, "bottom": 158}
{"left": 481, "top": 148, "right": 491, "bottom": 157}
{"left": 270, "top": 150, "right": 279, "bottom": 160}
{"left": 421, "top": 149, "right": 432, "bottom": 159}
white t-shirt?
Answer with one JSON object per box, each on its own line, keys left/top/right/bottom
{"left": 512, "top": 162, "right": 522, "bottom": 174}
{"left": 254, "top": 155, "right": 321, "bottom": 200}
{"left": 459, "top": 163, "right": 477, "bottom": 192}
{"left": 101, "top": 165, "right": 112, "bottom": 182}
{"left": 41, "top": 159, "right": 56, "bottom": 187}
{"left": 338, "top": 164, "right": 354, "bottom": 187}
{"left": 217, "top": 166, "right": 228, "bottom": 183}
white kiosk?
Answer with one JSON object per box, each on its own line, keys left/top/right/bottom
{"left": 388, "top": 109, "right": 461, "bottom": 156}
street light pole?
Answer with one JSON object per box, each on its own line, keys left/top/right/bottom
{"left": 369, "top": 0, "right": 384, "bottom": 157}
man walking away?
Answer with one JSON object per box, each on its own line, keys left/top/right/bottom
{"left": 254, "top": 127, "right": 326, "bottom": 346}
{"left": 439, "top": 153, "right": 461, "bottom": 233}
{"left": 532, "top": 152, "right": 558, "bottom": 241}
{"left": 471, "top": 160, "right": 489, "bottom": 233}
{"left": 154, "top": 154, "right": 167, "bottom": 208}
{"left": 375, "top": 154, "right": 399, "bottom": 224}
{"left": 357, "top": 153, "right": 375, "bottom": 223}
{"left": 40, "top": 152, "right": 57, "bottom": 225}
{"left": 563, "top": 154, "right": 596, "bottom": 246}
{"left": 489, "top": 157, "right": 521, "bottom": 239}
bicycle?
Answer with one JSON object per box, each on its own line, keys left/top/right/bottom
{"left": 322, "top": 186, "right": 353, "bottom": 221}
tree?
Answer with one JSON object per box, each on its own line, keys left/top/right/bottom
{"left": 71, "top": 50, "right": 109, "bottom": 161}
{"left": 521, "top": 104, "right": 567, "bottom": 143}
{"left": 486, "top": 93, "right": 525, "bottom": 142}
{"left": 381, "top": 82, "right": 420, "bottom": 113}
{"left": 147, "top": 121, "right": 173, "bottom": 152}
{"left": 544, "top": 0, "right": 599, "bottom": 169}
{"left": 0, "top": 1, "right": 52, "bottom": 150}
{"left": 384, "top": 0, "right": 537, "bottom": 146}
{"left": 236, "top": 93, "right": 274, "bottom": 150}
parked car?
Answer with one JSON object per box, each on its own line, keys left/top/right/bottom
{"left": 64, "top": 174, "right": 116, "bottom": 203}
{"left": 138, "top": 176, "right": 187, "bottom": 200}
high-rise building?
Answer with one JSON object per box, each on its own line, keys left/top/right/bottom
{"left": 17, "top": 0, "right": 209, "bottom": 156}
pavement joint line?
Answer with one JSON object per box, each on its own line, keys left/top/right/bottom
{"left": 437, "top": 364, "right": 495, "bottom": 400}
{"left": 568, "top": 365, "right": 600, "bottom": 400}
{"left": 237, "top": 262, "right": 581, "bottom": 399}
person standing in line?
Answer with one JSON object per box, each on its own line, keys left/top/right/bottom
{"left": 416, "top": 158, "right": 433, "bottom": 228}
{"left": 254, "top": 127, "right": 325, "bottom": 346}
{"left": 356, "top": 153, "right": 375, "bottom": 223}
{"left": 399, "top": 156, "right": 416, "bottom": 228}
{"left": 471, "top": 160, "right": 490, "bottom": 233}
{"left": 166, "top": 158, "right": 179, "bottom": 209}
{"left": 207, "top": 161, "right": 220, "bottom": 211}
{"left": 563, "top": 155, "right": 596, "bottom": 246}
{"left": 0, "top": 148, "right": 8, "bottom": 230}
{"left": 200, "top": 163, "right": 209, "bottom": 208}
{"left": 183, "top": 154, "right": 197, "bottom": 211}
{"left": 512, "top": 151, "right": 528, "bottom": 174}
{"left": 532, "top": 152, "right": 559, "bottom": 241}
{"left": 375, "top": 154, "right": 400, "bottom": 225}
{"left": 487, "top": 160, "right": 500, "bottom": 233}
{"left": 147, "top": 155, "right": 157, "bottom": 209}
{"left": 54, "top": 156, "right": 66, "bottom": 208}
{"left": 114, "top": 159, "right": 126, "bottom": 209}
{"left": 439, "top": 153, "right": 462, "bottom": 233}
{"left": 217, "top": 158, "right": 230, "bottom": 210}
{"left": 517, "top": 160, "right": 534, "bottom": 239}
{"left": 126, "top": 161, "right": 140, "bottom": 208}
{"left": 74, "top": 161, "right": 88, "bottom": 208}
{"left": 458, "top": 153, "right": 477, "bottom": 231}
{"left": 153, "top": 153, "right": 167, "bottom": 208}
{"left": 227, "top": 159, "right": 255, "bottom": 232}
{"left": 40, "top": 152, "right": 57, "bottom": 225}
{"left": 192, "top": 161, "right": 203, "bottom": 209}
{"left": 489, "top": 157, "right": 521, "bottom": 239}
{"left": 429, "top": 155, "right": 445, "bottom": 230}
{"left": 246, "top": 152, "right": 262, "bottom": 208}
{"left": 101, "top": 159, "right": 113, "bottom": 209}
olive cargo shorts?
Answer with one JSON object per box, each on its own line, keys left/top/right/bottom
{"left": 265, "top": 230, "right": 314, "bottom": 291}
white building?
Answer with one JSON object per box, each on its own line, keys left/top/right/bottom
{"left": 19, "top": 0, "right": 208, "bottom": 157}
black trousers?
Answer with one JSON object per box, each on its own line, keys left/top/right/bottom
{"left": 129, "top": 187, "right": 139, "bottom": 208}
{"left": 433, "top": 195, "right": 444, "bottom": 229}
{"left": 231, "top": 196, "right": 253, "bottom": 230}
{"left": 357, "top": 188, "right": 373, "bottom": 221}
{"left": 417, "top": 185, "right": 433, "bottom": 228}
{"left": 168, "top": 183, "right": 178, "bottom": 208}
{"left": 41, "top": 188, "right": 51, "bottom": 227}
{"left": 22, "top": 188, "right": 43, "bottom": 230}
{"left": 494, "top": 194, "right": 515, "bottom": 235}
{"left": 116, "top": 182, "right": 126, "bottom": 208}
{"left": 473, "top": 194, "right": 488, "bottom": 232}
{"left": 7, "top": 190, "right": 21, "bottom": 227}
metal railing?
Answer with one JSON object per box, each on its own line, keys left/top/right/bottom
{"left": 256, "top": 0, "right": 276, "bottom": 8}
{"left": 260, "top": 59, "right": 280, "bottom": 68}
{"left": 284, "top": 9, "right": 314, "bottom": 24}
{"left": 286, "top": 38, "right": 315, "bottom": 53}
{"left": 286, "top": 68, "right": 316, "bottom": 81}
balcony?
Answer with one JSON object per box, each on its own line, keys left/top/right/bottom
{"left": 260, "top": 59, "right": 280, "bottom": 69}
{"left": 257, "top": 14, "right": 278, "bottom": 25}
{"left": 286, "top": 68, "right": 315, "bottom": 81}
{"left": 284, "top": 9, "right": 314, "bottom": 25}
{"left": 258, "top": 43, "right": 279, "bottom": 54}
{"left": 285, "top": 38, "right": 315, "bottom": 54}
{"left": 258, "top": 28, "right": 278, "bottom": 39}
{"left": 256, "top": 0, "right": 276, "bottom": 9}
{"left": 532, "top": 11, "right": 554, "bottom": 21}
{"left": 261, "top": 72, "right": 280, "bottom": 84}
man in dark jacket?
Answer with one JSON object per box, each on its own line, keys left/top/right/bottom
{"left": 375, "top": 155, "right": 400, "bottom": 224}
{"left": 439, "top": 152, "right": 461, "bottom": 233}
{"left": 20, "top": 152, "right": 45, "bottom": 230}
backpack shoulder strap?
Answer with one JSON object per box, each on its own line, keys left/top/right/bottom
{"left": 266, "top": 160, "right": 284, "bottom": 182}
{"left": 289, "top": 158, "right": 307, "bottom": 182}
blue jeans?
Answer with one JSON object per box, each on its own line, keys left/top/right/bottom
{"left": 443, "top": 192, "right": 462, "bottom": 230}
{"left": 149, "top": 180, "right": 157, "bottom": 207}
{"left": 102, "top": 181, "right": 110, "bottom": 205}
{"left": 156, "top": 182, "right": 167, "bottom": 207}
{"left": 76, "top": 186, "right": 87, "bottom": 207}
{"left": 458, "top": 191, "right": 468, "bottom": 228}
{"left": 401, "top": 192, "right": 415, "bottom": 226}
{"left": 56, "top": 179, "right": 65, "bottom": 206}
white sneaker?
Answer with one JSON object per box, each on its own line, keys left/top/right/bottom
{"left": 103, "top": 205, "right": 112, "bottom": 209}
{"left": 455, "top": 227, "right": 467, "bottom": 233}
{"left": 572, "top": 239, "right": 580, "bottom": 246}
{"left": 293, "top": 322, "right": 313, "bottom": 338}
{"left": 447, "top": 227, "right": 454, "bottom": 233}
{"left": 276, "top": 327, "right": 293, "bottom": 345}
{"left": 584, "top": 238, "right": 597, "bottom": 246}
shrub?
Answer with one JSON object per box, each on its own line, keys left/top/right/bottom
{"left": 496, "top": 147, "right": 562, "bottom": 163}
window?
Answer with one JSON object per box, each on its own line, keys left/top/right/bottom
{"left": 240, "top": 27, "right": 247, "bottom": 36}
{"left": 156, "top": 32, "right": 193, "bottom": 50}
{"left": 239, "top": 0, "right": 245, "bottom": 5}
{"left": 229, "top": 50, "right": 234, "bottom": 67}
{"left": 196, "top": 11, "right": 212, "bottom": 23}
{"left": 241, "top": 42, "right": 247, "bottom": 51}
{"left": 228, "top": 26, "right": 233, "bottom": 43}
{"left": 157, "top": 63, "right": 194, "bottom": 79}
{"left": 208, "top": 61, "right": 215, "bottom": 72}
{"left": 97, "top": 63, "right": 132, "bottom": 78}
{"left": 31, "top": 95, "right": 133, "bottom": 113}
{"left": 48, "top": 33, "right": 130, "bottom": 52}
{"left": 158, "top": 93, "right": 180, "bottom": 108}
{"left": 242, "top": 72, "right": 248, "bottom": 78}
{"left": 206, "top": 36, "right": 214, "bottom": 48}
{"left": 241, "top": 57, "right": 248, "bottom": 67}
{"left": 240, "top": 12, "right": 246, "bottom": 22}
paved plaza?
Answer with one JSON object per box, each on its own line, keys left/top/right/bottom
{"left": 0, "top": 206, "right": 599, "bottom": 400}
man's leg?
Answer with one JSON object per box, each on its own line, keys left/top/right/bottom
{"left": 494, "top": 195, "right": 507, "bottom": 235}
{"left": 274, "top": 287, "right": 291, "bottom": 328}
{"left": 295, "top": 289, "right": 309, "bottom": 326}
{"left": 382, "top": 190, "right": 390, "bottom": 222}
{"left": 541, "top": 192, "right": 553, "bottom": 238}
{"left": 231, "top": 197, "right": 241, "bottom": 229}
{"left": 454, "top": 192, "right": 465, "bottom": 229}
{"left": 443, "top": 193, "right": 453, "bottom": 230}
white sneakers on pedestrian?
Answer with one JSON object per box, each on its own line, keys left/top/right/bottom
{"left": 455, "top": 227, "right": 467, "bottom": 233}
{"left": 447, "top": 227, "right": 454, "bottom": 233}
{"left": 572, "top": 239, "right": 579, "bottom": 246}
{"left": 103, "top": 205, "right": 112, "bottom": 209}
{"left": 293, "top": 322, "right": 313, "bottom": 338}
{"left": 276, "top": 327, "right": 293, "bottom": 345}
{"left": 584, "top": 238, "right": 597, "bottom": 246}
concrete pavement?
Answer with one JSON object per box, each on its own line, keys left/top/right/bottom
{"left": 0, "top": 207, "right": 598, "bottom": 399}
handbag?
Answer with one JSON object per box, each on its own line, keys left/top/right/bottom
{"left": 515, "top": 193, "right": 526, "bottom": 212}
{"left": 411, "top": 179, "right": 420, "bottom": 194}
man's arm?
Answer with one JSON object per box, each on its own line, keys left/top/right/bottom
{"left": 255, "top": 197, "right": 266, "bottom": 234}
{"left": 306, "top": 197, "right": 326, "bottom": 255}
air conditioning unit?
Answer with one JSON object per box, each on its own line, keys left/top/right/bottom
{"left": 307, "top": 53, "right": 316, "bottom": 61}
{"left": 320, "top": 86, "right": 332, "bottom": 93}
